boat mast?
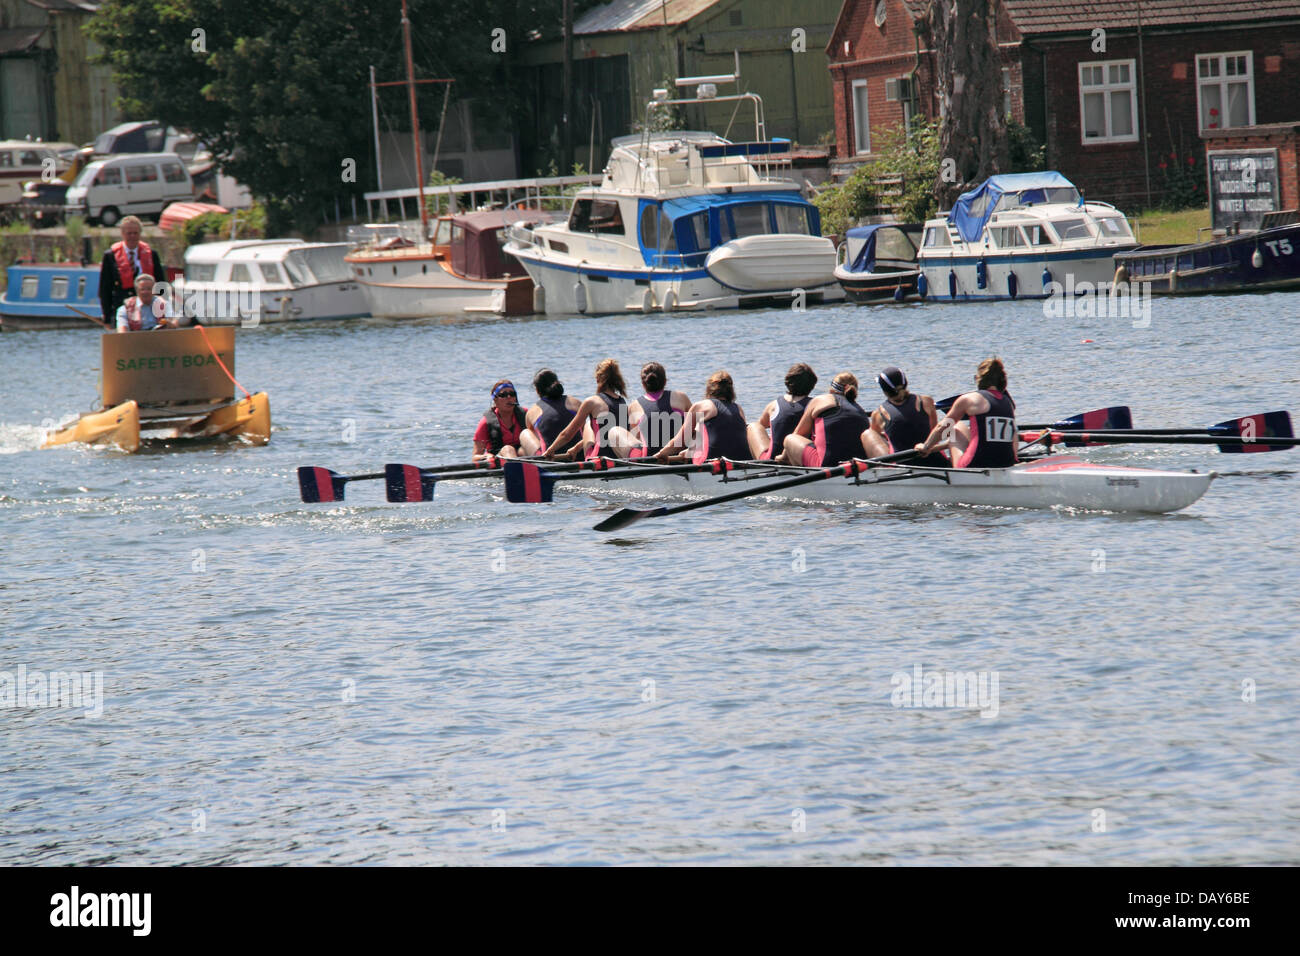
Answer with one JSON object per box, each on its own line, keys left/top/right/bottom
{"left": 401, "top": 0, "right": 428, "bottom": 235}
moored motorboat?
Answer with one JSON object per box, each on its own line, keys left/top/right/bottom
{"left": 917, "top": 172, "right": 1139, "bottom": 301}
{"left": 505, "top": 67, "right": 841, "bottom": 315}
{"left": 1113, "top": 212, "right": 1300, "bottom": 294}
{"left": 834, "top": 223, "right": 923, "bottom": 303}
{"left": 41, "top": 326, "right": 270, "bottom": 453}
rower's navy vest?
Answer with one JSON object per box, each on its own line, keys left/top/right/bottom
{"left": 589, "top": 392, "right": 627, "bottom": 458}
{"left": 535, "top": 395, "right": 577, "bottom": 453}
{"left": 635, "top": 392, "right": 684, "bottom": 456}
{"left": 880, "top": 394, "right": 949, "bottom": 467}
{"left": 700, "top": 398, "right": 749, "bottom": 461}
{"left": 960, "top": 388, "right": 1017, "bottom": 468}
{"left": 769, "top": 395, "right": 809, "bottom": 456}
{"left": 815, "top": 394, "right": 870, "bottom": 466}
{"left": 483, "top": 405, "right": 528, "bottom": 453}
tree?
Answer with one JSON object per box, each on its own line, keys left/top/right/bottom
{"left": 920, "top": 0, "right": 1009, "bottom": 209}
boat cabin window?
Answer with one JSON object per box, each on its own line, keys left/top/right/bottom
{"left": 188, "top": 264, "right": 217, "bottom": 282}
{"left": 230, "top": 263, "right": 252, "bottom": 283}
{"left": 51, "top": 277, "right": 69, "bottom": 299}
{"left": 283, "top": 257, "right": 311, "bottom": 285}
{"left": 1050, "top": 218, "right": 1092, "bottom": 241}
{"left": 259, "top": 263, "right": 283, "bottom": 283}
{"left": 569, "top": 198, "right": 625, "bottom": 235}
{"left": 657, "top": 210, "right": 677, "bottom": 252}
{"left": 20, "top": 276, "right": 38, "bottom": 297}
{"left": 77, "top": 276, "right": 87, "bottom": 298}
{"left": 923, "top": 226, "right": 951, "bottom": 248}
{"left": 729, "top": 203, "right": 772, "bottom": 238}
{"left": 639, "top": 206, "right": 657, "bottom": 249}
{"left": 1095, "top": 216, "right": 1132, "bottom": 238}
{"left": 431, "top": 219, "right": 453, "bottom": 245}
{"left": 876, "top": 228, "right": 919, "bottom": 261}
{"left": 774, "top": 204, "right": 812, "bottom": 235}
{"left": 991, "top": 225, "right": 1025, "bottom": 248}
{"left": 1023, "top": 224, "right": 1055, "bottom": 245}
{"left": 687, "top": 212, "right": 709, "bottom": 249}
{"left": 0, "top": 152, "right": 10, "bottom": 168}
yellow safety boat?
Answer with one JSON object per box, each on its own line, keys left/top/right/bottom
{"left": 41, "top": 326, "right": 271, "bottom": 453}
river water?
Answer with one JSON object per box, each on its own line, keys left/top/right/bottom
{"left": 2, "top": 295, "right": 1297, "bottom": 865}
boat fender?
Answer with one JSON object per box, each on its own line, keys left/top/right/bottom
{"left": 916, "top": 272, "right": 928, "bottom": 300}
{"left": 640, "top": 288, "right": 654, "bottom": 313}
{"left": 948, "top": 270, "right": 957, "bottom": 299}
{"left": 976, "top": 259, "right": 988, "bottom": 289}
{"left": 490, "top": 288, "right": 506, "bottom": 314}
{"left": 1007, "top": 271, "right": 1018, "bottom": 299}
{"left": 574, "top": 281, "right": 587, "bottom": 314}
{"left": 662, "top": 289, "right": 677, "bottom": 312}
{"left": 279, "top": 295, "right": 293, "bottom": 318}
{"left": 533, "top": 285, "right": 546, "bottom": 313}
{"left": 893, "top": 285, "right": 905, "bottom": 302}
{"left": 1251, "top": 248, "right": 1264, "bottom": 269}
{"left": 1041, "top": 268, "right": 1052, "bottom": 291}
{"left": 1112, "top": 265, "right": 1129, "bottom": 288}
{"left": 1169, "top": 268, "right": 1178, "bottom": 293}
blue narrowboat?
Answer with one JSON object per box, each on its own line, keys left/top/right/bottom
{"left": 0, "top": 262, "right": 102, "bottom": 331}
{"left": 1114, "top": 211, "right": 1300, "bottom": 294}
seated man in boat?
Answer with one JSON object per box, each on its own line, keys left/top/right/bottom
{"left": 626, "top": 362, "right": 691, "bottom": 459}
{"left": 653, "top": 371, "right": 750, "bottom": 464}
{"left": 781, "top": 372, "right": 872, "bottom": 467}
{"left": 100, "top": 216, "right": 166, "bottom": 325}
{"left": 519, "top": 369, "right": 583, "bottom": 459}
{"left": 862, "top": 366, "right": 951, "bottom": 467}
{"left": 747, "top": 362, "right": 817, "bottom": 460}
{"left": 473, "top": 380, "right": 528, "bottom": 461}
{"left": 115, "top": 273, "right": 178, "bottom": 332}
{"left": 914, "top": 357, "right": 1018, "bottom": 468}
{"left": 541, "top": 359, "right": 641, "bottom": 461}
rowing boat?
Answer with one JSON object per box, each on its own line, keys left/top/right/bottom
{"left": 523, "top": 456, "right": 1215, "bottom": 514}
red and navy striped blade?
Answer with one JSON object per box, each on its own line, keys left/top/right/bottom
{"left": 384, "top": 463, "right": 436, "bottom": 502}
{"left": 504, "top": 460, "right": 555, "bottom": 503}
{"left": 1053, "top": 406, "right": 1132, "bottom": 445}
{"left": 1213, "top": 411, "right": 1294, "bottom": 453}
{"left": 297, "top": 466, "right": 347, "bottom": 503}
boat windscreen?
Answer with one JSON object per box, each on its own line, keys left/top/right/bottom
{"left": 1050, "top": 218, "right": 1093, "bottom": 241}
{"left": 875, "top": 228, "right": 919, "bottom": 261}
{"left": 290, "top": 247, "right": 351, "bottom": 284}
{"left": 1095, "top": 216, "right": 1132, "bottom": 238}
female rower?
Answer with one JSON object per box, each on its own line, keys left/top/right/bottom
{"left": 627, "top": 361, "right": 691, "bottom": 458}
{"left": 747, "top": 362, "right": 817, "bottom": 460}
{"left": 781, "top": 372, "right": 871, "bottom": 467}
{"left": 862, "top": 366, "right": 951, "bottom": 467}
{"left": 520, "top": 368, "right": 583, "bottom": 459}
{"left": 541, "top": 358, "right": 641, "bottom": 460}
{"left": 473, "top": 379, "right": 528, "bottom": 461}
{"left": 914, "top": 357, "right": 1018, "bottom": 468}
{"left": 653, "top": 370, "right": 749, "bottom": 463}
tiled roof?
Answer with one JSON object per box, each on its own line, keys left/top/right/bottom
{"left": 24, "top": 0, "right": 102, "bottom": 12}
{"left": 1003, "top": 0, "right": 1300, "bottom": 35}
{"left": 575, "top": 0, "right": 723, "bottom": 35}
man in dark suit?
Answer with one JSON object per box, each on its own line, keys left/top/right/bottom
{"left": 100, "top": 216, "right": 165, "bottom": 324}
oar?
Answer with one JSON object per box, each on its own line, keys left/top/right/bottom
{"left": 1048, "top": 410, "right": 1291, "bottom": 439}
{"left": 297, "top": 455, "right": 512, "bottom": 502}
{"left": 1038, "top": 431, "right": 1300, "bottom": 453}
{"left": 65, "top": 304, "right": 111, "bottom": 331}
{"left": 382, "top": 456, "right": 656, "bottom": 503}
{"left": 594, "top": 450, "right": 919, "bottom": 533}
{"left": 502, "top": 457, "right": 782, "bottom": 503}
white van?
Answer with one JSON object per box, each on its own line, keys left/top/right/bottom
{"left": 0, "top": 140, "right": 70, "bottom": 208}
{"left": 64, "top": 152, "right": 194, "bottom": 226}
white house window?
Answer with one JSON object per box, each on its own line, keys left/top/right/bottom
{"left": 852, "top": 79, "right": 870, "bottom": 154}
{"left": 1196, "top": 52, "right": 1254, "bottom": 132}
{"left": 1079, "top": 59, "right": 1138, "bottom": 143}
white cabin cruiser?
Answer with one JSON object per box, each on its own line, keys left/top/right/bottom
{"left": 176, "top": 239, "right": 366, "bottom": 324}
{"left": 917, "top": 172, "right": 1139, "bottom": 301}
{"left": 505, "top": 73, "right": 840, "bottom": 314}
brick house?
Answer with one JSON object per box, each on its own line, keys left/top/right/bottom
{"left": 827, "top": 0, "right": 1300, "bottom": 209}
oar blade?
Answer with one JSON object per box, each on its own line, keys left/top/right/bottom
{"left": 1051, "top": 406, "right": 1132, "bottom": 446}
{"left": 504, "top": 460, "right": 557, "bottom": 503}
{"left": 298, "top": 466, "right": 347, "bottom": 503}
{"left": 594, "top": 506, "right": 667, "bottom": 533}
{"left": 384, "top": 463, "right": 437, "bottom": 502}
{"left": 935, "top": 394, "right": 960, "bottom": 412}
{"left": 1210, "top": 410, "right": 1293, "bottom": 452}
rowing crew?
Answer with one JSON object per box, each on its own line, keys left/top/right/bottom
{"left": 471, "top": 356, "right": 1019, "bottom": 470}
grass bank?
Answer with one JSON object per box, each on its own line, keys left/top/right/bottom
{"left": 1132, "top": 207, "right": 1210, "bottom": 245}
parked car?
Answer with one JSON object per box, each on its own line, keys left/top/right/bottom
{"left": 63, "top": 153, "right": 196, "bottom": 226}
{"left": 0, "top": 140, "right": 73, "bottom": 218}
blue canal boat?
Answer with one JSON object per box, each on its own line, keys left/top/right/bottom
{"left": 0, "top": 261, "right": 102, "bottom": 331}
{"left": 1114, "top": 211, "right": 1300, "bottom": 294}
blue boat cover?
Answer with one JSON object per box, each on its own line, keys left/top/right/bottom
{"left": 845, "top": 224, "right": 886, "bottom": 274}
{"left": 949, "top": 171, "right": 1077, "bottom": 243}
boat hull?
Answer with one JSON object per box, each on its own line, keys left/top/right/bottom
{"left": 173, "top": 282, "right": 368, "bottom": 325}
{"left": 833, "top": 266, "right": 919, "bottom": 303}
{"left": 42, "top": 401, "right": 141, "bottom": 453}
{"left": 917, "top": 249, "right": 1131, "bottom": 301}
{"left": 548, "top": 457, "right": 1213, "bottom": 514}
{"left": 1114, "top": 222, "right": 1300, "bottom": 295}
{"left": 41, "top": 393, "right": 271, "bottom": 453}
